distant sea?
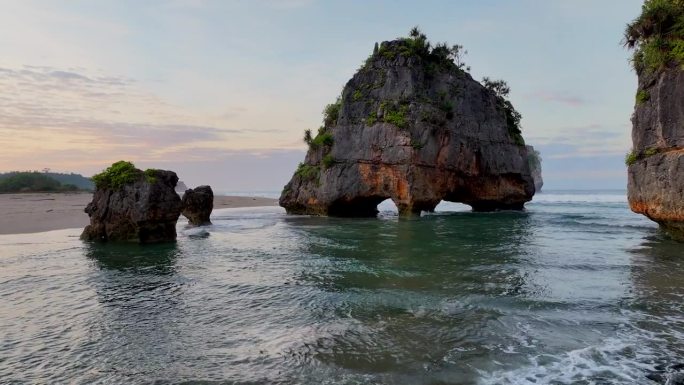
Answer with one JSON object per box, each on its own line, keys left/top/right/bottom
{"left": 1, "top": 190, "right": 682, "bottom": 384}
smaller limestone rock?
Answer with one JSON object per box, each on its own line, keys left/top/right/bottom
{"left": 182, "top": 185, "right": 213, "bottom": 226}
{"left": 81, "top": 162, "right": 182, "bottom": 243}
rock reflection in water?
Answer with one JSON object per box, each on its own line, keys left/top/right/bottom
{"left": 82, "top": 242, "right": 189, "bottom": 382}
{"left": 629, "top": 236, "right": 684, "bottom": 384}
{"left": 85, "top": 242, "right": 180, "bottom": 273}
{"left": 282, "top": 211, "right": 539, "bottom": 383}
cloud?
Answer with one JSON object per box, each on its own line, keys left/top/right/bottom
{"left": 0, "top": 66, "right": 134, "bottom": 97}
{"left": 218, "top": 106, "right": 249, "bottom": 120}
{"left": 532, "top": 145, "right": 627, "bottom": 190}
{"left": 48, "top": 70, "right": 92, "bottom": 82}
{"left": 0, "top": 145, "right": 307, "bottom": 192}
{"left": 525, "top": 122, "right": 630, "bottom": 159}
{"left": 0, "top": 65, "right": 277, "bottom": 170}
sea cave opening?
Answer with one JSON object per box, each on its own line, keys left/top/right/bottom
{"left": 377, "top": 198, "right": 399, "bottom": 216}
{"left": 434, "top": 200, "right": 471, "bottom": 213}
{"left": 327, "top": 196, "right": 387, "bottom": 217}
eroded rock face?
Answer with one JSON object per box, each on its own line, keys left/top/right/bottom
{"left": 81, "top": 169, "right": 182, "bottom": 243}
{"left": 526, "top": 145, "right": 543, "bottom": 193}
{"left": 181, "top": 185, "right": 213, "bottom": 226}
{"left": 280, "top": 40, "right": 535, "bottom": 216}
{"left": 628, "top": 66, "right": 684, "bottom": 240}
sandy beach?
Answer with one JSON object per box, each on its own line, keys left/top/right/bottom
{"left": 0, "top": 192, "right": 278, "bottom": 235}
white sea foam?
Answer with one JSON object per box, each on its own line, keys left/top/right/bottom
{"left": 478, "top": 334, "right": 657, "bottom": 385}
{"left": 181, "top": 227, "right": 210, "bottom": 237}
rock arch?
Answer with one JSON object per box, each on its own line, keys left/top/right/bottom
{"left": 328, "top": 195, "right": 387, "bottom": 217}
{"left": 279, "top": 34, "right": 535, "bottom": 217}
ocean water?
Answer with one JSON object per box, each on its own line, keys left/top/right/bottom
{"left": 1, "top": 190, "right": 683, "bottom": 384}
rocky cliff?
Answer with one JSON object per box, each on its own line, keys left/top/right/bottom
{"left": 81, "top": 161, "right": 182, "bottom": 243}
{"left": 627, "top": 67, "right": 684, "bottom": 240}
{"left": 625, "top": 1, "right": 684, "bottom": 240}
{"left": 280, "top": 31, "right": 535, "bottom": 216}
{"left": 526, "top": 145, "right": 543, "bottom": 193}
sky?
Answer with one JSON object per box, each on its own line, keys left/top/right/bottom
{"left": 0, "top": 0, "right": 644, "bottom": 191}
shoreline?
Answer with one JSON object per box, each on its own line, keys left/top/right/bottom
{"left": 0, "top": 192, "right": 278, "bottom": 235}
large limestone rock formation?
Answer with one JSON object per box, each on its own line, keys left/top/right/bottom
{"left": 625, "top": 2, "right": 684, "bottom": 240}
{"left": 280, "top": 33, "right": 535, "bottom": 216}
{"left": 181, "top": 185, "right": 214, "bottom": 226}
{"left": 627, "top": 67, "right": 684, "bottom": 240}
{"left": 81, "top": 162, "right": 182, "bottom": 243}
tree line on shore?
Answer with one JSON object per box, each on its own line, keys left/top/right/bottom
{"left": 0, "top": 171, "right": 94, "bottom": 193}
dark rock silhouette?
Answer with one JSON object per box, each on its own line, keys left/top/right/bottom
{"left": 627, "top": 67, "right": 684, "bottom": 240}
{"left": 280, "top": 36, "right": 534, "bottom": 217}
{"left": 181, "top": 185, "right": 213, "bottom": 226}
{"left": 81, "top": 166, "right": 182, "bottom": 243}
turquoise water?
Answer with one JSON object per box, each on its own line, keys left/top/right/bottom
{"left": 1, "top": 191, "right": 683, "bottom": 384}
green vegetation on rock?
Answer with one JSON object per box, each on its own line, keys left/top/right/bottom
{"left": 352, "top": 90, "right": 363, "bottom": 101}
{"left": 311, "top": 131, "right": 334, "bottom": 148}
{"left": 92, "top": 161, "right": 141, "bottom": 189}
{"left": 301, "top": 100, "right": 338, "bottom": 172}
{"left": 367, "top": 27, "right": 470, "bottom": 73}
{"left": 482, "top": 77, "right": 524, "bottom": 145}
{"left": 625, "top": 147, "right": 660, "bottom": 165}
{"left": 381, "top": 101, "right": 410, "bottom": 129}
{"left": 636, "top": 89, "right": 651, "bottom": 104}
{"left": 304, "top": 126, "right": 334, "bottom": 149}
{"left": 439, "top": 99, "right": 454, "bottom": 120}
{"left": 624, "top": 0, "right": 684, "bottom": 73}
{"left": 645, "top": 147, "right": 659, "bottom": 156}
{"left": 482, "top": 78, "right": 511, "bottom": 98}
{"left": 303, "top": 129, "right": 313, "bottom": 145}
{"left": 625, "top": 150, "right": 639, "bottom": 166}
{"left": 322, "top": 154, "right": 335, "bottom": 169}
{"left": 528, "top": 148, "right": 542, "bottom": 170}
{"left": 504, "top": 102, "right": 524, "bottom": 146}
{"left": 366, "top": 112, "right": 378, "bottom": 126}
{"left": 143, "top": 169, "right": 159, "bottom": 184}
{"left": 324, "top": 98, "right": 342, "bottom": 127}
{"left": 92, "top": 161, "right": 160, "bottom": 189}
{"left": 362, "top": 28, "right": 525, "bottom": 141}
{"left": 295, "top": 163, "right": 320, "bottom": 181}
